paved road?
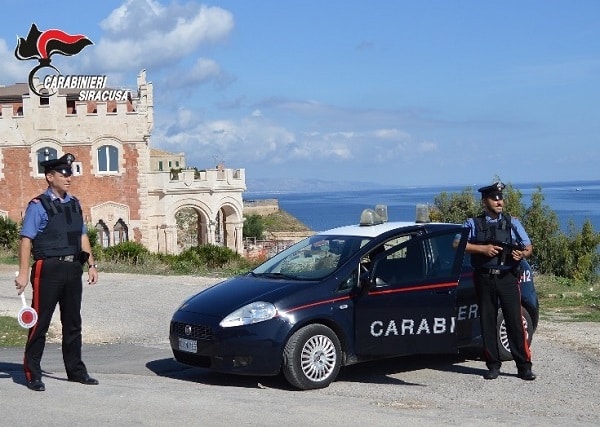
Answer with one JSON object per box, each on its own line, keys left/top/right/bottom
{"left": 1, "top": 267, "right": 599, "bottom": 426}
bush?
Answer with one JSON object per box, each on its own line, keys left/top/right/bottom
{"left": 187, "top": 244, "right": 242, "bottom": 268}
{"left": 86, "top": 225, "right": 100, "bottom": 251}
{"left": 0, "top": 216, "right": 19, "bottom": 249}
{"left": 102, "top": 241, "right": 150, "bottom": 265}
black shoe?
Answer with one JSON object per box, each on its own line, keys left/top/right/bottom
{"left": 517, "top": 369, "right": 536, "bottom": 381}
{"left": 68, "top": 374, "right": 99, "bottom": 385}
{"left": 27, "top": 379, "right": 46, "bottom": 391}
{"left": 483, "top": 368, "right": 500, "bottom": 380}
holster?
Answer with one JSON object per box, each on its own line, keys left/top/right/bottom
{"left": 79, "top": 251, "right": 90, "bottom": 265}
{"left": 512, "top": 263, "right": 523, "bottom": 277}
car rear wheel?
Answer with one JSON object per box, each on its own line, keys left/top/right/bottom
{"left": 497, "top": 307, "right": 533, "bottom": 361}
{"left": 282, "top": 324, "right": 341, "bottom": 390}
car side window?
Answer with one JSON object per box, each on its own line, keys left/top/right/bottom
{"left": 371, "top": 231, "right": 461, "bottom": 287}
{"left": 337, "top": 269, "right": 358, "bottom": 292}
{"left": 426, "top": 233, "right": 463, "bottom": 279}
{"left": 373, "top": 236, "right": 425, "bottom": 287}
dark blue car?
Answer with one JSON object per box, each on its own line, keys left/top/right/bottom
{"left": 170, "top": 209, "right": 538, "bottom": 390}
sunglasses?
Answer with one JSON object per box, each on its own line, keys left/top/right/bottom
{"left": 486, "top": 194, "right": 503, "bottom": 201}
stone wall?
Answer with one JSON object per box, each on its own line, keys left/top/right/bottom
{"left": 243, "top": 198, "right": 279, "bottom": 216}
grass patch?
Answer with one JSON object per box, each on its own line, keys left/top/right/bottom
{"left": 0, "top": 316, "right": 28, "bottom": 347}
{"left": 261, "top": 210, "right": 311, "bottom": 232}
{"left": 535, "top": 273, "right": 600, "bottom": 322}
{"left": 0, "top": 252, "right": 18, "bottom": 266}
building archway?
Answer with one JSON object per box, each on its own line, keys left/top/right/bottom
{"left": 215, "top": 202, "right": 244, "bottom": 252}
{"left": 176, "top": 206, "right": 209, "bottom": 250}
{"left": 161, "top": 195, "right": 243, "bottom": 254}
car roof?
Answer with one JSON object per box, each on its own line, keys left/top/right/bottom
{"left": 316, "top": 221, "right": 458, "bottom": 238}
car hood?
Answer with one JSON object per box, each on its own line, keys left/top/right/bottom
{"left": 176, "top": 274, "right": 311, "bottom": 317}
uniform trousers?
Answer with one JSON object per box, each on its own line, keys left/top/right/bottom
{"left": 24, "top": 258, "right": 88, "bottom": 382}
{"left": 473, "top": 268, "right": 532, "bottom": 371}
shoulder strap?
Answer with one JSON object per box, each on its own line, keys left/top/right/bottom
{"left": 474, "top": 213, "right": 487, "bottom": 232}
{"left": 36, "top": 194, "right": 59, "bottom": 217}
{"left": 70, "top": 195, "right": 83, "bottom": 214}
{"left": 507, "top": 214, "right": 526, "bottom": 246}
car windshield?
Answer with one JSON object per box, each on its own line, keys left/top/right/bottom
{"left": 252, "top": 235, "right": 370, "bottom": 280}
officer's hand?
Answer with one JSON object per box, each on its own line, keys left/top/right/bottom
{"left": 87, "top": 268, "right": 99, "bottom": 285}
{"left": 15, "top": 272, "right": 28, "bottom": 295}
{"left": 511, "top": 249, "right": 524, "bottom": 261}
{"left": 484, "top": 244, "right": 504, "bottom": 257}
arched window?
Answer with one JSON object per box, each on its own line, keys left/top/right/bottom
{"left": 97, "top": 145, "right": 119, "bottom": 172}
{"left": 113, "top": 218, "right": 128, "bottom": 244}
{"left": 36, "top": 147, "right": 58, "bottom": 174}
{"left": 95, "top": 220, "right": 110, "bottom": 248}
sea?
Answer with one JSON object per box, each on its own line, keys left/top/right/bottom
{"left": 244, "top": 179, "right": 600, "bottom": 233}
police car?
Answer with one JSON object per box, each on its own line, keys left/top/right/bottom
{"left": 169, "top": 207, "right": 538, "bottom": 390}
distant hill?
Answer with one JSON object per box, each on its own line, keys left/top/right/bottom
{"left": 245, "top": 177, "right": 391, "bottom": 194}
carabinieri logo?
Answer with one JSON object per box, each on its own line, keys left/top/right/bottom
{"left": 15, "top": 24, "right": 130, "bottom": 101}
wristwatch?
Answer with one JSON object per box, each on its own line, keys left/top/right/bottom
{"left": 88, "top": 264, "right": 98, "bottom": 269}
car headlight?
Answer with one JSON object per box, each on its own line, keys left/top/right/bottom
{"left": 219, "top": 301, "right": 278, "bottom": 328}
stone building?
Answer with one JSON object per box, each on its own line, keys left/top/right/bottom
{"left": 0, "top": 70, "right": 245, "bottom": 254}
{"left": 150, "top": 148, "right": 185, "bottom": 173}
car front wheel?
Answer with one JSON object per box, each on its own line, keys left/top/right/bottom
{"left": 497, "top": 307, "right": 533, "bottom": 361}
{"left": 282, "top": 324, "right": 342, "bottom": 390}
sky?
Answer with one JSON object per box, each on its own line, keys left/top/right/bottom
{"left": 1, "top": 0, "right": 599, "bottom": 190}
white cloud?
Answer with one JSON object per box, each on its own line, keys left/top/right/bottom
{"left": 90, "top": 0, "right": 234, "bottom": 73}
{"left": 161, "top": 57, "right": 226, "bottom": 89}
{"left": 153, "top": 106, "right": 435, "bottom": 171}
{"left": 0, "top": 38, "right": 31, "bottom": 83}
{"left": 373, "top": 128, "right": 410, "bottom": 140}
{"left": 419, "top": 140, "right": 438, "bottom": 152}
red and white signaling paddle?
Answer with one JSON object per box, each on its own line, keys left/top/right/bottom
{"left": 15, "top": 272, "right": 37, "bottom": 329}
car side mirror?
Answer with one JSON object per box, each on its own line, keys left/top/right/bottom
{"left": 359, "top": 270, "right": 371, "bottom": 289}
{"left": 374, "top": 277, "right": 387, "bottom": 287}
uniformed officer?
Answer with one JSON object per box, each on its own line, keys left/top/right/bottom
{"left": 15, "top": 153, "right": 99, "bottom": 391}
{"left": 463, "top": 181, "right": 536, "bottom": 381}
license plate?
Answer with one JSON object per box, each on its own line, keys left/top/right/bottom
{"left": 178, "top": 337, "right": 197, "bottom": 353}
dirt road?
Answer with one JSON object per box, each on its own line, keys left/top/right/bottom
{"left": 1, "top": 268, "right": 599, "bottom": 425}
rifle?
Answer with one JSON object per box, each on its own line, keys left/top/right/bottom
{"left": 485, "top": 240, "right": 525, "bottom": 267}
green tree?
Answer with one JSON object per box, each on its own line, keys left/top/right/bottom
{"left": 501, "top": 183, "right": 526, "bottom": 219}
{"left": 243, "top": 214, "right": 265, "bottom": 240}
{"left": 430, "top": 187, "right": 479, "bottom": 223}
{"left": 520, "top": 188, "right": 562, "bottom": 275}
{"left": 566, "top": 220, "right": 600, "bottom": 282}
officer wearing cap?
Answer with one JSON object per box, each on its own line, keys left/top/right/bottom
{"left": 463, "top": 181, "right": 536, "bottom": 381}
{"left": 15, "top": 153, "right": 100, "bottom": 391}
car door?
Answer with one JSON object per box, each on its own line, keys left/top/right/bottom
{"left": 354, "top": 227, "right": 468, "bottom": 357}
